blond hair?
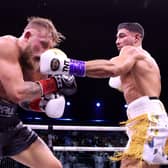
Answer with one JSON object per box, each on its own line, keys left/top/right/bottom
{"left": 25, "top": 16, "right": 65, "bottom": 46}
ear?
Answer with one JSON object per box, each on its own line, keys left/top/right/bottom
{"left": 24, "top": 31, "right": 32, "bottom": 40}
{"left": 135, "top": 33, "right": 141, "bottom": 42}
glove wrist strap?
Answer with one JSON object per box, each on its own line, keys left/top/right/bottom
{"left": 69, "top": 59, "right": 86, "bottom": 77}
{"left": 37, "top": 77, "right": 58, "bottom": 96}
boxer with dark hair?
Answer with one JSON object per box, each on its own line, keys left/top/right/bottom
{"left": 41, "top": 22, "right": 168, "bottom": 168}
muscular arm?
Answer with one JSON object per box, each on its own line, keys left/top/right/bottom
{"left": 85, "top": 46, "right": 143, "bottom": 78}
{"left": 0, "top": 59, "right": 42, "bottom": 103}
{"left": 0, "top": 37, "right": 44, "bottom": 103}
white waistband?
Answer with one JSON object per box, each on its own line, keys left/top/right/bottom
{"left": 127, "top": 96, "right": 166, "bottom": 119}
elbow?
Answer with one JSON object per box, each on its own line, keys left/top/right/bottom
{"left": 105, "top": 66, "right": 121, "bottom": 77}
{"left": 102, "top": 62, "right": 120, "bottom": 77}
{"left": 110, "top": 64, "right": 125, "bottom": 76}
{"left": 8, "top": 93, "right": 24, "bottom": 104}
{"left": 6, "top": 89, "right": 26, "bottom": 104}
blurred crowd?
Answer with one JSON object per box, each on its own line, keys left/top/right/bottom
{"left": 0, "top": 129, "right": 128, "bottom": 168}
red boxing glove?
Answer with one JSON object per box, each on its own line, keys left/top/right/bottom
{"left": 37, "top": 77, "right": 58, "bottom": 96}
{"left": 37, "top": 75, "right": 77, "bottom": 96}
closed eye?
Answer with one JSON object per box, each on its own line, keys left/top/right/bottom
{"left": 40, "top": 41, "right": 49, "bottom": 49}
{"left": 33, "top": 56, "right": 40, "bottom": 62}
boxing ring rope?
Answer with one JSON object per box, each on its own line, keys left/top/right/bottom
{"left": 25, "top": 124, "right": 126, "bottom": 152}
{"left": 25, "top": 124, "right": 126, "bottom": 131}
{"left": 52, "top": 146, "right": 125, "bottom": 152}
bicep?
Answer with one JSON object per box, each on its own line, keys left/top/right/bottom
{"left": 0, "top": 60, "right": 41, "bottom": 102}
{"left": 0, "top": 60, "right": 24, "bottom": 96}
{"left": 111, "top": 47, "right": 140, "bottom": 75}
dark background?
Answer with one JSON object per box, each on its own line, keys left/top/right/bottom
{"left": 1, "top": 0, "right": 168, "bottom": 126}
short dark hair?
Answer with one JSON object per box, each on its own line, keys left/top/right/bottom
{"left": 117, "top": 22, "right": 144, "bottom": 39}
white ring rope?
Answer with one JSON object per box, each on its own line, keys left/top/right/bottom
{"left": 25, "top": 124, "right": 49, "bottom": 130}
{"left": 53, "top": 146, "right": 125, "bottom": 152}
{"left": 25, "top": 124, "right": 126, "bottom": 152}
{"left": 25, "top": 124, "right": 126, "bottom": 131}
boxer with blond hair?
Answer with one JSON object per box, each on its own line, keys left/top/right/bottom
{"left": 0, "top": 16, "right": 77, "bottom": 168}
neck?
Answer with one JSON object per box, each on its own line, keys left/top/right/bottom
{"left": 18, "top": 36, "right": 27, "bottom": 53}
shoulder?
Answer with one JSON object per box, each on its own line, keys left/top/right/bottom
{"left": 0, "top": 35, "right": 16, "bottom": 44}
{"left": 0, "top": 35, "right": 18, "bottom": 48}
{"left": 120, "top": 46, "right": 147, "bottom": 60}
{"left": 0, "top": 35, "right": 19, "bottom": 60}
{"left": 134, "top": 49, "right": 159, "bottom": 72}
{"left": 120, "top": 46, "right": 142, "bottom": 55}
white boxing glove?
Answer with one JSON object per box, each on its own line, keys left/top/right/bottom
{"left": 19, "top": 93, "right": 65, "bottom": 118}
{"left": 40, "top": 48, "right": 69, "bottom": 75}
{"left": 45, "top": 94, "right": 65, "bottom": 118}
{"left": 40, "top": 48, "right": 86, "bottom": 77}
{"left": 108, "top": 76, "right": 122, "bottom": 92}
{"left": 19, "top": 94, "right": 56, "bottom": 112}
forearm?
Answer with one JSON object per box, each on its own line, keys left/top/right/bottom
{"left": 18, "top": 81, "right": 42, "bottom": 102}
{"left": 85, "top": 60, "right": 117, "bottom": 78}
{"left": 19, "top": 74, "right": 77, "bottom": 103}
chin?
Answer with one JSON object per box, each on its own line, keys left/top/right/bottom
{"left": 117, "top": 48, "right": 121, "bottom": 51}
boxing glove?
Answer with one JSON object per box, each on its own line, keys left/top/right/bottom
{"left": 54, "top": 74, "right": 77, "bottom": 96}
{"left": 40, "top": 48, "right": 86, "bottom": 77}
{"left": 37, "top": 74, "right": 77, "bottom": 96}
{"left": 108, "top": 76, "right": 122, "bottom": 92}
{"left": 19, "top": 93, "right": 56, "bottom": 112}
{"left": 19, "top": 93, "right": 65, "bottom": 118}
{"left": 45, "top": 94, "right": 65, "bottom": 118}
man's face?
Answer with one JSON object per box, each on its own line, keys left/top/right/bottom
{"left": 116, "top": 28, "right": 137, "bottom": 51}
{"left": 28, "top": 29, "right": 53, "bottom": 61}
{"left": 22, "top": 28, "right": 54, "bottom": 71}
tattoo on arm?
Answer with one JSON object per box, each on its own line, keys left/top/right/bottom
{"left": 22, "top": 81, "right": 42, "bottom": 101}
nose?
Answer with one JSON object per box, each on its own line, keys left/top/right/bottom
{"left": 115, "top": 38, "right": 120, "bottom": 46}
{"left": 116, "top": 40, "right": 121, "bottom": 49}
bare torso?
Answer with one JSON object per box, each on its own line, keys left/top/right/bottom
{"left": 0, "top": 35, "right": 44, "bottom": 102}
{"left": 121, "top": 48, "right": 161, "bottom": 104}
{"left": 0, "top": 36, "right": 19, "bottom": 100}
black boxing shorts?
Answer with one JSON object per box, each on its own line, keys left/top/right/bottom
{"left": 0, "top": 99, "right": 38, "bottom": 157}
